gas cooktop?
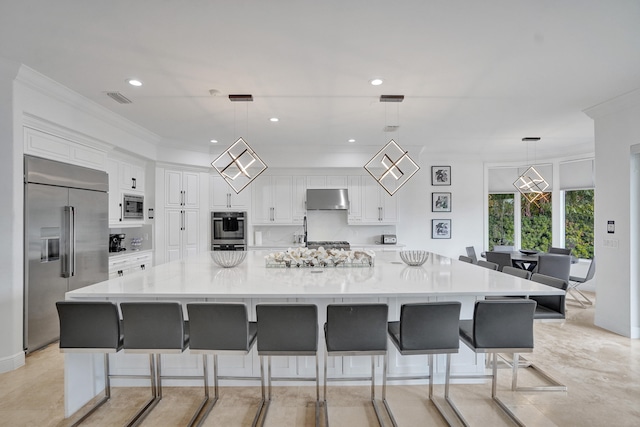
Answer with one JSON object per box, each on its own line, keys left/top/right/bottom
{"left": 306, "top": 241, "right": 351, "bottom": 250}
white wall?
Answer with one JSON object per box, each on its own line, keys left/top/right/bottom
{"left": 585, "top": 88, "right": 640, "bottom": 338}
{"left": 0, "top": 59, "right": 24, "bottom": 372}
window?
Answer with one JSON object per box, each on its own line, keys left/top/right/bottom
{"left": 488, "top": 194, "right": 514, "bottom": 250}
{"left": 564, "top": 189, "right": 594, "bottom": 258}
{"left": 521, "top": 194, "right": 552, "bottom": 251}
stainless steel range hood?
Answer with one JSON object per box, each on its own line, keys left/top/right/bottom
{"left": 306, "top": 189, "right": 349, "bottom": 210}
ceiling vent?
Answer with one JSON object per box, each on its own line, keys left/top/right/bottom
{"left": 380, "top": 95, "right": 404, "bottom": 102}
{"left": 383, "top": 125, "right": 400, "bottom": 132}
{"left": 229, "top": 94, "right": 253, "bottom": 102}
{"left": 105, "top": 92, "right": 132, "bottom": 104}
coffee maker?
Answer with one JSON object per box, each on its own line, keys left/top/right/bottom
{"left": 109, "top": 233, "right": 126, "bottom": 253}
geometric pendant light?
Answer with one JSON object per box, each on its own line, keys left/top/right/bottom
{"left": 364, "top": 94, "right": 420, "bottom": 196}
{"left": 364, "top": 139, "right": 420, "bottom": 196}
{"left": 211, "top": 137, "right": 268, "bottom": 194}
{"left": 211, "top": 94, "right": 267, "bottom": 194}
{"left": 513, "top": 137, "right": 549, "bottom": 206}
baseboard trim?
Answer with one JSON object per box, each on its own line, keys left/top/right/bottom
{"left": 0, "top": 351, "right": 26, "bottom": 374}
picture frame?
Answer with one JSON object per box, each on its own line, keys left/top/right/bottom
{"left": 432, "top": 192, "right": 451, "bottom": 212}
{"left": 432, "top": 219, "right": 451, "bottom": 239}
{"left": 431, "top": 166, "right": 451, "bottom": 186}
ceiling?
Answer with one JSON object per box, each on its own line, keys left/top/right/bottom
{"left": 1, "top": 1, "right": 639, "bottom": 162}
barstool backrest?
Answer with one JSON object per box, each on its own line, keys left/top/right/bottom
{"left": 472, "top": 300, "right": 536, "bottom": 349}
{"left": 121, "top": 302, "right": 188, "bottom": 351}
{"left": 187, "top": 303, "right": 254, "bottom": 351}
{"left": 530, "top": 273, "right": 568, "bottom": 318}
{"left": 325, "top": 304, "right": 388, "bottom": 352}
{"left": 256, "top": 304, "right": 318, "bottom": 354}
{"left": 502, "top": 266, "right": 532, "bottom": 280}
{"left": 399, "top": 302, "right": 461, "bottom": 352}
{"left": 56, "top": 301, "right": 122, "bottom": 352}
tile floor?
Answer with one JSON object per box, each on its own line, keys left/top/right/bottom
{"left": 1, "top": 294, "right": 639, "bottom": 426}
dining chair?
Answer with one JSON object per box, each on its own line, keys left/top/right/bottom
{"left": 568, "top": 257, "right": 596, "bottom": 308}
{"left": 485, "top": 251, "right": 513, "bottom": 272}
{"left": 535, "top": 253, "right": 571, "bottom": 283}
{"left": 477, "top": 260, "right": 499, "bottom": 270}
{"left": 458, "top": 255, "right": 473, "bottom": 263}
{"left": 548, "top": 246, "right": 572, "bottom": 255}
{"left": 493, "top": 245, "right": 515, "bottom": 252}
{"left": 465, "top": 246, "right": 478, "bottom": 263}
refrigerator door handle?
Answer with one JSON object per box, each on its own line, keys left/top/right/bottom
{"left": 62, "top": 206, "right": 75, "bottom": 278}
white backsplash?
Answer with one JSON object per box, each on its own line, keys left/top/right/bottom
{"left": 253, "top": 210, "right": 396, "bottom": 246}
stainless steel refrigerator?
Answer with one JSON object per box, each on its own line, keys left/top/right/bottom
{"left": 24, "top": 155, "right": 109, "bottom": 353}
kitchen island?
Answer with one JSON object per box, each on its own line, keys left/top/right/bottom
{"left": 63, "top": 250, "right": 563, "bottom": 417}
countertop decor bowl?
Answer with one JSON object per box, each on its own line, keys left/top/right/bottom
{"left": 210, "top": 251, "right": 247, "bottom": 268}
{"left": 399, "top": 250, "right": 430, "bottom": 266}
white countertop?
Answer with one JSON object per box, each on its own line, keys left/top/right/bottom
{"left": 68, "top": 251, "right": 563, "bottom": 299}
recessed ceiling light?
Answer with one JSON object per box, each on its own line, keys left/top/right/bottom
{"left": 269, "top": 117, "right": 279, "bottom": 122}
{"left": 210, "top": 139, "right": 218, "bottom": 144}
{"left": 348, "top": 139, "right": 356, "bottom": 143}
{"left": 370, "top": 78, "right": 384, "bottom": 86}
{"left": 127, "top": 79, "right": 142, "bottom": 87}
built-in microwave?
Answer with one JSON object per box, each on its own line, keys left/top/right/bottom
{"left": 122, "top": 194, "right": 144, "bottom": 220}
{"left": 211, "top": 211, "right": 247, "bottom": 249}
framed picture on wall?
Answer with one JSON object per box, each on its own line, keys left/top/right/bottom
{"left": 432, "top": 219, "right": 451, "bottom": 239}
{"left": 431, "top": 166, "right": 451, "bottom": 186}
{"left": 432, "top": 192, "right": 451, "bottom": 212}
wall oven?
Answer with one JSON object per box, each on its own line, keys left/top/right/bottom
{"left": 123, "top": 194, "right": 144, "bottom": 220}
{"left": 211, "top": 211, "right": 247, "bottom": 251}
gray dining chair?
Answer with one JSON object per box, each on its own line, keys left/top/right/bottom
{"left": 477, "top": 260, "right": 499, "bottom": 270}
{"left": 535, "top": 253, "right": 571, "bottom": 283}
{"left": 493, "top": 245, "right": 515, "bottom": 252}
{"left": 568, "top": 257, "right": 596, "bottom": 308}
{"left": 548, "top": 246, "right": 571, "bottom": 255}
{"left": 502, "top": 266, "right": 532, "bottom": 280}
{"left": 458, "top": 255, "right": 473, "bottom": 263}
{"left": 465, "top": 246, "right": 478, "bottom": 263}
{"left": 486, "top": 251, "right": 513, "bottom": 272}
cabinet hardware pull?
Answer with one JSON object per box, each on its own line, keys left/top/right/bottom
{"left": 119, "top": 203, "right": 123, "bottom": 222}
{"left": 132, "top": 177, "right": 136, "bottom": 189}
{"left": 118, "top": 270, "right": 123, "bottom": 276}
{"left": 181, "top": 210, "right": 185, "bottom": 230}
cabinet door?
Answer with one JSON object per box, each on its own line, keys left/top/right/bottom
{"left": 183, "top": 209, "right": 200, "bottom": 258}
{"left": 306, "top": 176, "right": 326, "bottom": 189}
{"left": 131, "top": 164, "right": 145, "bottom": 192}
{"left": 380, "top": 190, "right": 398, "bottom": 223}
{"left": 183, "top": 172, "right": 200, "bottom": 208}
{"left": 106, "top": 159, "right": 122, "bottom": 224}
{"left": 165, "top": 170, "right": 183, "bottom": 207}
{"left": 165, "top": 209, "right": 183, "bottom": 262}
{"left": 211, "top": 175, "right": 231, "bottom": 209}
{"left": 292, "top": 176, "right": 307, "bottom": 223}
{"left": 347, "top": 176, "right": 362, "bottom": 223}
{"left": 272, "top": 176, "right": 293, "bottom": 223}
{"left": 251, "top": 178, "right": 272, "bottom": 224}
{"left": 362, "top": 178, "right": 383, "bottom": 223}
{"left": 231, "top": 185, "right": 251, "bottom": 210}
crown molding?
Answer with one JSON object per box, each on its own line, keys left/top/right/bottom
{"left": 584, "top": 88, "right": 640, "bottom": 120}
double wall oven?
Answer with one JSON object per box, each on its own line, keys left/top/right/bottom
{"left": 211, "top": 211, "right": 247, "bottom": 251}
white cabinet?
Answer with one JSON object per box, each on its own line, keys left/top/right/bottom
{"left": 165, "top": 170, "right": 199, "bottom": 208}
{"left": 165, "top": 208, "right": 200, "bottom": 262}
{"left": 210, "top": 175, "right": 250, "bottom": 211}
{"left": 360, "top": 177, "right": 398, "bottom": 224}
{"left": 347, "top": 176, "right": 362, "bottom": 223}
{"left": 252, "top": 176, "right": 293, "bottom": 224}
{"left": 108, "top": 251, "right": 153, "bottom": 279}
{"left": 120, "top": 162, "right": 145, "bottom": 193}
{"left": 292, "top": 176, "right": 307, "bottom": 223}
{"left": 156, "top": 167, "right": 206, "bottom": 265}
{"left": 106, "top": 156, "right": 147, "bottom": 226}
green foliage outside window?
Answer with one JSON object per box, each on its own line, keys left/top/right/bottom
{"left": 521, "top": 194, "right": 552, "bottom": 251}
{"left": 565, "top": 189, "right": 594, "bottom": 259}
{"left": 488, "top": 194, "right": 514, "bottom": 250}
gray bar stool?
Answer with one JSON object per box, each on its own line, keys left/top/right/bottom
{"left": 186, "top": 302, "right": 259, "bottom": 427}
{"left": 385, "top": 302, "right": 462, "bottom": 427}
{"left": 56, "top": 301, "right": 124, "bottom": 426}
{"left": 256, "top": 304, "right": 320, "bottom": 427}
{"left": 324, "top": 303, "right": 391, "bottom": 427}
{"left": 120, "top": 301, "right": 190, "bottom": 427}
{"left": 449, "top": 299, "right": 537, "bottom": 427}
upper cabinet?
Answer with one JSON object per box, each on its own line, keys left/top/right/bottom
{"left": 165, "top": 169, "right": 199, "bottom": 208}
{"left": 106, "top": 154, "right": 148, "bottom": 226}
{"left": 358, "top": 176, "right": 398, "bottom": 224}
{"left": 252, "top": 176, "right": 293, "bottom": 224}
{"left": 210, "top": 174, "right": 251, "bottom": 211}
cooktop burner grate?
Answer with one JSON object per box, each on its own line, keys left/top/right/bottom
{"left": 306, "top": 241, "right": 351, "bottom": 250}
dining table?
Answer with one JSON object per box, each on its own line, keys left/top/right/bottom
{"left": 482, "top": 250, "right": 577, "bottom": 271}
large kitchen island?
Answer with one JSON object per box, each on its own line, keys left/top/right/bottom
{"left": 63, "top": 250, "right": 563, "bottom": 417}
